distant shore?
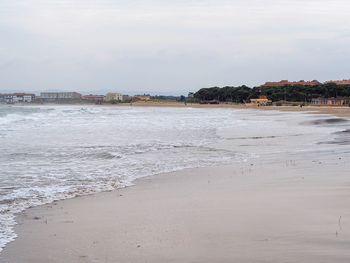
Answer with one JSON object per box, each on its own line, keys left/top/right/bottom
{"left": 135, "top": 101, "right": 350, "bottom": 118}
{"left": 89, "top": 100, "right": 350, "bottom": 118}
{"left": 3, "top": 100, "right": 350, "bottom": 118}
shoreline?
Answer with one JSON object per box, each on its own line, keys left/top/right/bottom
{"left": 3, "top": 102, "right": 350, "bottom": 118}
{"left": 1, "top": 107, "right": 350, "bottom": 262}
{"left": 124, "top": 102, "right": 350, "bottom": 118}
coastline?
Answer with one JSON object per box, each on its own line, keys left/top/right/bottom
{"left": 7, "top": 101, "right": 350, "bottom": 118}
{"left": 128, "top": 102, "right": 350, "bottom": 118}
{"left": 1, "top": 107, "right": 350, "bottom": 262}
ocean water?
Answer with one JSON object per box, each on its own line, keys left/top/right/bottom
{"left": 0, "top": 105, "right": 348, "bottom": 252}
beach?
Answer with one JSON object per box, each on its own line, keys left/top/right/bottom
{"left": 122, "top": 101, "right": 350, "bottom": 118}
{"left": 1, "top": 106, "right": 350, "bottom": 262}
{"left": 2, "top": 155, "right": 350, "bottom": 262}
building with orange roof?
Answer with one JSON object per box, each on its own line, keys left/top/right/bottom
{"left": 249, "top": 96, "right": 272, "bottom": 106}
{"left": 260, "top": 80, "right": 321, "bottom": 88}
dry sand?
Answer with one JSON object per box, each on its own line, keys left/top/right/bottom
{"left": 122, "top": 101, "right": 350, "bottom": 118}
{"left": 259, "top": 105, "right": 350, "bottom": 118}
{"left": 1, "top": 152, "right": 350, "bottom": 263}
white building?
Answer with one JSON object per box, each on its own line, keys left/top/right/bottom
{"left": 105, "top": 92, "right": 123, "bottom": 102}
{"left": 0, "top": 93, "right": 35, "bottom": 103}
{"left": 40, "top": 92, "right": 82, "bottom": 101}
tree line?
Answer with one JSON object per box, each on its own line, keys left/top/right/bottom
{"left": 194, "top": 83, "right": 350, "bottom": 103}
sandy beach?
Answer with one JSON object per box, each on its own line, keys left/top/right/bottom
{"left": 1, "top": 107, "right": 350, "bottom": 263}
{"left": 21, "top": 100, "right": 350, "bottom": 118}
{"left": 121, "top": 101, "right": 350, "bottom": 118}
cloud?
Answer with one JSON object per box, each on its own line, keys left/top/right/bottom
{"left": 0, "top": 0, "right": 350, "bottom": 94}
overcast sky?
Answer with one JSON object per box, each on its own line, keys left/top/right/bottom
{"left": 1, "top": 0, "right": 350, "bottom": 95}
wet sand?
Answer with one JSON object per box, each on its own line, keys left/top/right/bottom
{"left": 260, "top": 105, "right": 350, "bottom": 118}
{"left": 1, "top": 152, "right": 350, "bottom": 262}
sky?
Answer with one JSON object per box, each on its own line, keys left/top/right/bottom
{"left": 1, "top": 0, "right": 350, "bottom": 95}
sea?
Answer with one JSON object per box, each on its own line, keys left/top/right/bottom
{"left": 0, "top": 105, "right": 349, "bottom": 252}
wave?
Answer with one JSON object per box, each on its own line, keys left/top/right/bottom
{"left": 304, "top": 118, "right": 349, "bottom": 126}
{"left": 0, "top": 145, "right": 248, "bottom": 252}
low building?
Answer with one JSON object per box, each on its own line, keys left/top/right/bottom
{"left": 40, "top": 92, "right": 82, "bottom": 102}
{"left": 105, "top": 92, "right": 123, "bottom": 102}
{"left": 0, "top": 93, "right": 35, "bottom": 103}
{"left": 311, "top": 97, "right": 349, "bottom": 106}
{"left": 82, "top": 95, "right": 105, "bottom": 103}
{"left": 249, "top": 96, "right": 272, "bottom": 106}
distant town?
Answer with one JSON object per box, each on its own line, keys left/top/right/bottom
{"left": 1, "top": 78, "right": 350, "bottom": 106}
{"left": 0, "top": 92, "right": 175, "bottom": 105}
